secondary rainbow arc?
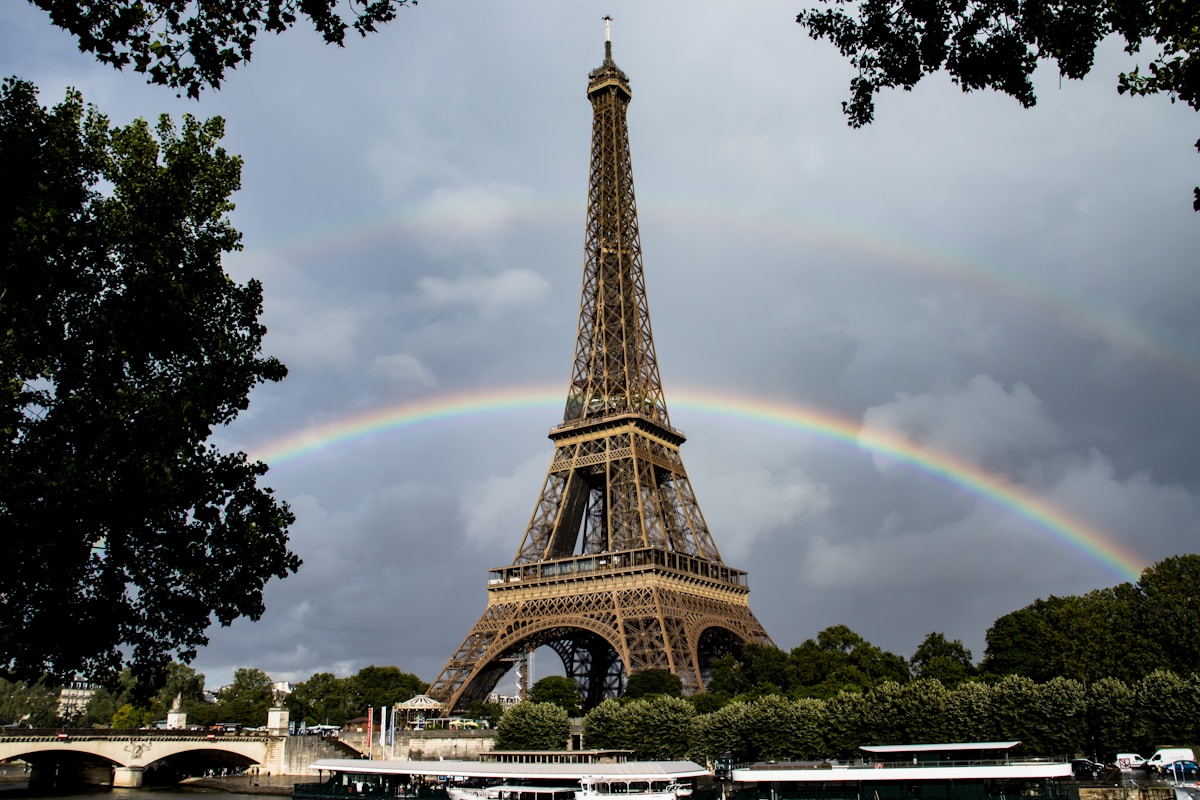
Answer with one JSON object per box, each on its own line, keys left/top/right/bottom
{"left": 245, "top": 384, "right": 1146, "bottom": 585}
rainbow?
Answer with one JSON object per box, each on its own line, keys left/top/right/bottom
{"left": 237, "top": 203, "right": 1200, "bottom": 389}
{"left": 246, "top": 384, "right": 1147, "bottom": 584}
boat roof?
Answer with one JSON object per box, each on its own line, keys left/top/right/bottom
{"left": 859, "top": 742, "right": 1022, "bottom": 754}
{"left": 732, "top": 761, "right": 1071, "bottom": 783}
{"left": 308, "top": 759, "right": 709, "bottom": 781}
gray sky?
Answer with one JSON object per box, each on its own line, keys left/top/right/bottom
{"left": 4, "top": 0, "right": 1199, "bottom": 693}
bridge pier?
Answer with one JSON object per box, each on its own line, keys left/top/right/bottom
{"left": 113, "top": 767, "right": 144, "bottom": 788}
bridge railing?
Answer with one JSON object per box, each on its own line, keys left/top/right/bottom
{"left": 0, "top": 728, "right": 275, "bottom": 739}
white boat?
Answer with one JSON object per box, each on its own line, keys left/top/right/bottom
{"left": 732, "top": 742, "right": 1073, "bottom": 800}
{"left": 449, "top": 786, "right": 575, "bottom": 800}
{"left": 447, "top": 787, "right": 500, "bottom": 800}
{"left": 574, "top": 776, "right": 685, "bottom": 800}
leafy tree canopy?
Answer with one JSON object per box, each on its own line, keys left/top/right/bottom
{"left": 494, "top": 701, "right": 569, "bottom": 751}
{"left": 287, "top": 672, "right": 356, "bottom": 727}
{"left": 623, "top": 668, "right": 683, "bottom": 699}
{"left": 217, "top": 667, "right": 275, "bottom": 727}
{"left": 529, "top": 675, "right": 581, "bottom": 714}
{"left": 27, "top": 0, "right": 418, "bottom": 98}
{"left": 348, "top": 665, "right": 427, "bottom": 716}
{"left": 910, "top": 632, "right": 975, "bottom": 686}
{"left": 0, "top": 78, "right": 300, "bottom": 695}
{"left": 0, "top": 677, "right": 60, "bottom": 727}
{"left": 795, "top": 0, "right": 1200, "bottom": 210}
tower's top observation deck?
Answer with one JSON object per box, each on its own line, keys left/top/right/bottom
{"left": 588, "top": 17, "right": 630, "bottom": 99}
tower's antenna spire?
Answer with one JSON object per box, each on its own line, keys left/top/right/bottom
{"left": 603, "top": 15, "right": 612, "bottom": 59}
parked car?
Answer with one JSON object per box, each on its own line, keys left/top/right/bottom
{"left": 1071, "top": 759, "right": 1105, "bottom": 780}
{"left": 1157, "top": 760, "right": 1199, "bottom": 780}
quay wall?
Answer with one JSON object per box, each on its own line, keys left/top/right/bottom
{"left": 1079, "top": 787, "right": 1175, "bottom": 800}
{"left": 337, "top": 730, "right": 497, "bottom": 762}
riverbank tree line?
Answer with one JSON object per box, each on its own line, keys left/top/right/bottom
{"left": 1, "top": 555, "right": 1195, "bottom": 748}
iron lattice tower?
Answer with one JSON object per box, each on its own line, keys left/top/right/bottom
{"left": 427, "top": 26, "right": 773, "bottom": 714}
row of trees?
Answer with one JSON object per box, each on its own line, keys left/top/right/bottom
{"left": 709, "top": 556, "right": 1200, "bottom": 700}
{"left": 496, "top": 669, "right": 1200, "bottom": 764}
{"left": 0, "top": 662, "right": 427, "bottom": 730}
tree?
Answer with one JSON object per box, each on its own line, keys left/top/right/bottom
{"left": 790, "top": 625, "right": 910, "bottom": 699}
{"left": 287, "top": 673, "right": 354, "bottom": 727}
{"left": 112, "top": 702, "right": 154, "bottom": 729}
{"left": 529, "top": 676, "right": 581, "bottom": 715}
{"left": 910, "top": 632, "right": 975, "bottom": 686}
{"left": 156, "top": 662, "right": 207, "bottom": 712}
{"left": 348, "top": 665, "right": 427, "bottom": 716}
{"left": 742, "top": 695, "right": 824, "bottom": 762}
{"left": 620, "top": 696, "right": 697, "bottom": 760}
{"left": 27, "top": 0, "right": 418, "bottom": 99}
{"left": 623, "top": 669, "right": 683, "bottom": 699}
{"left": 1138, "top": 555, "right": 1200, "bottom": 674}
{"left": 0, "top": 677, "right": 60, "bottom": 727}
{"left": 466, "top": 700, "right": 505, "bottom": 729}
{"left": 494, "top": 702, "right": 569, "bottom": 751}
{"left": 795, "top": 0, "right": 1200, "bottom": 211}
{"left": 0, "top": 78, "right": 300, "bottom": 694}
{"left": 581, "top": 698, "right": 626, "bottom": 751}
{"left": 217, "top": 667, "right": 275, "bottom": 726}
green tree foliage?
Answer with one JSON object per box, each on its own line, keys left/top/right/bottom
{"left": 594, "top": 670, "right": 1200, "bottom": 765}
{"left": 529, "top": 676, "right": 581, "bottom": 715}
{"left": 0, "top": 78, "right": 300, "bottom": 694}
{"left": 81, "top": 685, "right": 119, "bottom": 727}
{"left": 494, "top": 702, "right": 569, "bottom": 751}
{"left": 795, "top": 0, "right": 1200, "bottom": 210}
{"left": 582, "top": 695, "right": 697, "bottom": 759}
{"left": 619, "top": 696, "right": 697, "bottom": 760}
{"left": 742, "top": 694, "right": 824, "bottom": 762}
{"left": 708, "top": 643, "right": 793, "bottom": 697}
{"left": 27, "top": 0, "right": 418, "bottom": 98}
{"left": 348, "top": 665, "right": 427, "bottom": 716}
{"left": 0, "top": 677, "right": 60, "bottom": 726}
{"left": 581, "top": 697, "right": 625, "bottom": 751}
{"left": 910, "top": 633, "right": 975, "bottom": 686}
{"left": 790, "top": 625, "right": 910, "bottom": 699}
{"left": 1131, "top": 669, "right": 1200, "bottom": 751}
{"left": 217, "top": 667, "right": 275, "bottom": 727}
{"left": 112, "top": 702, "right": 154, "bottom": 728}
{"left": 941, "top": 679, "right": 994, "bottom": 743}
{"left": 686, "top": 692, "right": 729, "bottom": 714}
{"left": 690, "top": 701, "right": 752, "bottom": 763}
{"left": 983, "top": 557, "right": 1200, "bottom": 685}
{"left": 1139, "top": 555, "right": 1200, "bottom": 671}
{"left": 466, "top": 700, "right": 505, "bottom": 729}
{"left": 1087, "top": 677, "right": 1136, "bottom": 759}
{"left": 287, "top": 673, "right": 354, "bottom": 727}
{"left": 623, "top": 669, "right": 683, "bottom": 699}
{"left": 155, "top": 662, "right": 207, "bottom": 716}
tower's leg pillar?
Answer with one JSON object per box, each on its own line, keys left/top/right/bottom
{"left": 113, "top": 766, "right": 145, "bottom": 788}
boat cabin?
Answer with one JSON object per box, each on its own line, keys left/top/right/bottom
{"left": 730, "top": 742, "right": 1074, "bottom": 800}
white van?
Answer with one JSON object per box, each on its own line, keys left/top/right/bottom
{"left": 1146, "top": 748, "right": 1195, "bottom": 771}
{"left": 1116, "top": 753, "right": 1146, "bottom": 771}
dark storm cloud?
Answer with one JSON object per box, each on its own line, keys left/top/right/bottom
{"left": 3, "top": 0, "right": 1197, "bottom": 689}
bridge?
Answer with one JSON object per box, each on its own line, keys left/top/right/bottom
{"left": 0, "top": 728, "right": 289, "bottom": 788}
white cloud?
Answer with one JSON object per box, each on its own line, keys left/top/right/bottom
{"left": 699, "top": 467, "right": 833, "bottom": 562}
{"left": 414, "top": 268, "right": 552, "bottom": 317}
{"left": 861, "top": 375, "right": 1063, "bottom": 472}
{"left": 367, "top": 353, "right": 439, "bottom": 391}
{"left": 459, "top": 451, "right": 549, "bottom": 549}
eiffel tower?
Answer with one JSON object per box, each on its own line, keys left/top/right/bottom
{"left": 427, "top": 22, "right": 773, "bottom": 714}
